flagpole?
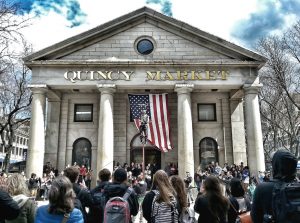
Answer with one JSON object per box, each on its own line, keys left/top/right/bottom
{"left": 139, "top": 105, "right": 148, "bottom": 180}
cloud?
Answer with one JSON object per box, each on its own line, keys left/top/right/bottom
{"left": 146, "top": 0, "right": 173, "bottom": 16}
{"left": 12, "top": 0, "right": 86, "bottom": 27}
{"left": 231, "top": 0, "right": 300, "bottom": 47}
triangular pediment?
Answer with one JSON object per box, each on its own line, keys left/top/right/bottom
{"left": 24, "top": 7, "right": 266, "bottom": 67}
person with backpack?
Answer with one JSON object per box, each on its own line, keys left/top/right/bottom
{"left": 251, "top": 149, "right": 299, "bottom": 223}
{"left": 142, "top": 170, "right": 179, "bottom": 223}
{"left": 87, "top": 168, "right": 111, "bottom": 223}
{"left": 64, "top": 166, "right": 93, "bottom": 222}
{"left": 102, "top": 168, "right": 139, "bottom": 223}
{"left": 194, "top": 175, "right": 229, "bottom": 223}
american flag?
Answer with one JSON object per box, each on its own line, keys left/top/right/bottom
{"left": 128, "top": 94, "right": 173, "bottom": 152}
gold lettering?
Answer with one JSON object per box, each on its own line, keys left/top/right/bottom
{"left": 164, "top": 71, "right": 174, "bottom": 80}
{"left": 146, "top": 71, "right": 161, "bottom": 80}
{"left": 95, "top": 71, "right": 108, "bottom": 80}
{"left": 76, "top": 71, "right": 82, "bottom": 80}
{"left": 210, "top": 71, "right": 216, "bottom": 80}
{"left": 89, "top": 71, "right": 94, "bottom": 80}
{"left": 106, "top": 71, "right": 113, "bottom": 80}
{"left": 191, "top": 71, "right": 202, "bottom": 80}
{"left": 221, "top": 71, "right": 228, "bottom": 80}
{"left": 176, "top": 71, "right": 188, "bottom": 80}
{"left": 64, "top": 71, "right": 77, "bottom": 83}
{"left": 121, "top": 71, "right": 134, "bottom": 80}
{"left": 206, "top": 71, "right": 210, "bottom": 80}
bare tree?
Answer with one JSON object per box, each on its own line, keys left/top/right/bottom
{"left": 0, "top": 0, "right": 30, "bottom": 74}
{"left": 257, "top": 26, "right": 300, "bottom": 159}
{"left": 0, "top": 41, "right": 32, "bottom": 173}
{"left": 0, "top": 1, "right": 31, "bottom": 172}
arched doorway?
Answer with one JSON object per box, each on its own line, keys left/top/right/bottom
{"left": 72, "top": 138, "right": 92, "bottom": 168}
{"left": 130, "top": 134, "right": 161, "bottom": 169}
{"left": 199, "top": 137, "right": 218, "bottom": 169}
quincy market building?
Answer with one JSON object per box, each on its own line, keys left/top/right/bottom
{"left": 24, "top": 7, "right": 266, "bottom": 180}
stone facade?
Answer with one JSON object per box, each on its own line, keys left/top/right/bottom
{"left": 24, "top": 7, "right": 267, "bottom": 182}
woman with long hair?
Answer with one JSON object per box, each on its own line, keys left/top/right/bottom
{"left": 170, "top": 175, "right": 196, "bottom": 223}
{"left": 194, "top": 175, "right": 229, "bottom": 223}
{"left": 142, "top": 170, "right": 178, "bottom": 222}
{"left": 228, "top": 178, "right": 251, "bottom": 223}
{"left": 35, "top": 176, "right": 83, "bottom": 223}
{"left": 6, "top": 173, "right": 37, "bottom": 223}
{"left": 169, "top": 175, "right": 188, "bottom": 211}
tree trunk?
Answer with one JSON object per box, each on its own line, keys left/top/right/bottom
{"left": 3, "top": 147, "right": 12, "bottom": 173}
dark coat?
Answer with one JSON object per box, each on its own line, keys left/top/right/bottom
{"left": 73, "top": 183, "right": 93, "bottom": 222}
{"left": 0, "top": 190, "right": 20, "bottom": 223}
{"left": 141, "top": 190, "right": 156, "bottom": 222}
{"left": 103, "top": 183, "right": 139, "bottom": 221}
{"left": 251, "top": 150, "right": 297, "bottom": 223}
{"left": 87, "top": 181, "right": 110, "bottom": 223}
{"left": 194, "top": 195, "right": 227, "bottom": 223}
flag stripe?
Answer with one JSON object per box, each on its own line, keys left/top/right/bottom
{"left": 160, "top": 95, "right": 169, "bottom": 151}
{"left": 151, "top": 95, "right": 162, "bottom": 149}
{"left": 163, "top": 95, "right": 171, "bottom": 150}
{"left": 159, "top": 94, "right": 168, "bottom": 152}
{"left": 128, "top": 93, "right": 173, "bottom": 152}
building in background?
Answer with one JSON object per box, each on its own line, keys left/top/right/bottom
{"left": 24, "top": 7, "right": 267, "bottom": 181}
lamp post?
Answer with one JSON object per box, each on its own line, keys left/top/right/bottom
{"left": 139, "top": 104, "right": 149, "bottom": 179}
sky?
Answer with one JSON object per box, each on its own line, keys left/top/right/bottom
{"left": 8, "top": 0, "right": 300, "bottom": 52}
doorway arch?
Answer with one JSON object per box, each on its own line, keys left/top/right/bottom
{"left": 130, "top": 134, "right": 161, "bottom": 169}
{"left": 199, "top": 137, "right": 218, "bottom": 169}
{"left": 72, "top": 138, "right": 92, "bottom": 168}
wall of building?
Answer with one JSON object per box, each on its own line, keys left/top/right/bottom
{"left": 49, "top": 90, "right": 234, "bottom": 173}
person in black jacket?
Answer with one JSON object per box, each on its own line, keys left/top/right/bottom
{"left": 0, "top": 189, "right": 20, "bottom": 223}
{"left": 103, "top": 168, "right": 139, "bottom": 223}
{"left": 251, "top": 149, "right": 297, "bottom": 223}
{"left": 87, "top": 168, "right": 111, "bottom": 223}
{"left": 64, "top": 166, "right": 93, "bottom": 222}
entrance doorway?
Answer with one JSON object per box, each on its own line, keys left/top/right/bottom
{"left": 72, "top": 138, "right": 92, "bottom": 168}
{"left": 130, "top": 134, "right": 161, "bottom": 169}
{"left": 199, "top": 137, "right": 218, "bottom": 169}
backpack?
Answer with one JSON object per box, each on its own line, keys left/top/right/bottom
{"left": 151, "top": 190, "right": 179, "bottom": 223}
{"left": 272, "top": 181, "right": 300, "bottom": 223}
{"left": 103, "top": 187, "right": 133, "bottom": 223}
{"left": 88, "top": 187, "right": 107, "bottom": 223}
{"left": 179, "top": 207, "right": 196, "bottom": 223}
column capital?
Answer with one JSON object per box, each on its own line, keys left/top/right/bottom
{"left": 174, "top": 84, "right": 194, "bottom": 94}
{"left": 97, "top": 84, "right": 116, "bottom": 94}
{"left": 29, "top": 84, "right": 48, "bottom": 94}
{"left": 243, "top": 83, "right": 263, "bottom": 95}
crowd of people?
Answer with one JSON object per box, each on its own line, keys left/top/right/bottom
{"left": 0, "top": 149, "right": 299, "bottom": 223}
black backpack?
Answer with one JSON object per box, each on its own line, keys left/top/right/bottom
{"left": 88, "top": 187, "right": 107, "bottom": 223}
{"left": 272, "top": 181, "right": 300, "bottom": 223}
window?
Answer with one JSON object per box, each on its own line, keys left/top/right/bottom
{"left": 74, "top": 104, "right": 93, "bottom": 122}
{"left": 137, "top": 39, "right": 154, "bottom": 55}
{"left": 198, "top": 104, "right": 216, "bottom": 121}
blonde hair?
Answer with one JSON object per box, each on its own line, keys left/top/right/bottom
{"left": 170, "top": 175, "right": 188, "bottom": 209}
{"left": 0, "top": 176, "right": 8, "bottom": 192}
{"left": 152, "top": 170, "right": 175, "bottom": 204}
{"left": 7, "top": 173, "right": 29, "bottom": 196}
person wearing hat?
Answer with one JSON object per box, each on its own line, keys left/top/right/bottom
{"left": 103, "top": 168, "right": 139, "bottom": 222}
